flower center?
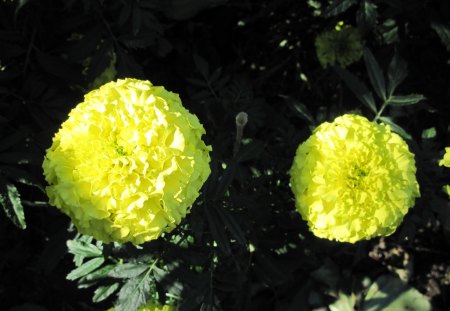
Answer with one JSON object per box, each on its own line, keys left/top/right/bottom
{"left": 115, "top": 144, "right": 127, "bottom": 156}
{"left": 346, "top": 164, "right": 368, "bottom": 189}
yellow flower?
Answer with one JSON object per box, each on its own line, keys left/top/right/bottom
{"left": 439, "top": 147, "right": 450, "bottom": 196}
{"left": 315, "top": 23, "right": 363, "bottom": 68}
{"left": 290, "top": 114, "right": 420, "bottom": 243}
{"left": 107, "top": 299, "right": 176, "bottom": 311}
{"left": 43, "top": 79, "right": 211, "bottom": 244}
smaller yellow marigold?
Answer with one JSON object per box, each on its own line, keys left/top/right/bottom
{"left": 107, "top": 300, "right": 176, "bottom": 311}
{"left": 290, "top": 114, "right": 420, "bottom": 243}
{"left": 43, "top": 79, "right": 211, "bottom": 244}
{"left": 439, "top": 147, "right": 450, "bottom": 196}
{"left": 315, "top": 23, "right": 363, "bottom": 68}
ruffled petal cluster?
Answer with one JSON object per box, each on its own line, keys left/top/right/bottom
{"left": 107, "top": 300, "right": 176, "bottom": 311}
{"left": 290, "top": 114, "right": 420, "bottom": 243}
{"left": 439, "top": 147, "right": 450, "bottom": 196}
{"left": 43, "top": 79, "right": 211, "bottom": 245}
{"left": 315, "top": 22, "right": 363, "bottom": 68}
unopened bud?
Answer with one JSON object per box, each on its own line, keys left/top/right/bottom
{"left": 235, "top": 112, "right": 248, "bottom": 128}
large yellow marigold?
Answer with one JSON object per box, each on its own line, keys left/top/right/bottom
{"left": 290, "top": 114, "right": 420, "bottom": 243}
{"left": 43, "top": 78, "right": 211, "bottom": 244}
{"left": 439, "top": 147, "right": 450, "bottom": 196}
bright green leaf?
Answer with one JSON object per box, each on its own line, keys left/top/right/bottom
{"left": 93, "top": 283, "right": 120, "bottom": 303}
{"left": 108, "top": 263, "right": 149, "bottom": 279}
{"left": 421, "top": 127, "right": 436, "bottom": 139}
{"left": 67, "top": 257, "right": 105, "bottom": 281}
{"left": 357, "top": 0, "right": 378, "bottom": 32}
{"left": 67, "top": 239, "right": 103, "bottom": 258}
{"left": 363, "top": 275, "right": 431, "bottom": 311}
{"left": 0, "top": 181, "right": 26, "bottom": 229}
{"left": 329, "top": 292, "right": 356, "bottom": 311}
{"left": 387, "top": 94, "right": 425, "bottom": 106}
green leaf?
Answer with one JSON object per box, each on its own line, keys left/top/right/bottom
{"left": 387, "top": 94, "right": 425, "bottom": 106}
{"left": 329, "top": 292, "right": 356, "bottom": 311}
{"left": 387, "top": 51, "right": 407, "bottom": 96}
{"left": 431, "top": 22, "right": 450, "bottom": 52}
{"left": 335, "top": 67, "right": 377, "bottom": 114}
{"left": 214, "top": 205, "right": 247, "bottom": 247}
{"left": 82, "top": 264, "right": 115, "bottom": 282}
{"left": 363, "top": 275, "right": 431, "bottom": 311}
{"left": 378, "top": 117, "right": 412, "bottom": 140}
{"left": 93, "top": 283, "right": 120, "bottom": 303}
{"left": 323, "top": 0, "right": 357, "bottom": 17}
{"left": 356, "top": 0, "right": 378, "bottom": 32}
{"left": 421, "top": 127, "right": 436, "bottom": 139}
{"left": 204, "top": 203, "right": 231, "bottom": 255}
{"left": 0, "top": 181, "right": 26, "bottom": 229}
{"left": 67, "top": 257, "right": 105, "bottom": 281}
{"left": 108, "top": 262, "right": 149, "bottom": 279}
{"left": 283, "top": 95, "right": 315, "bottom": 125}
{"left": 115, "top": 266, "right": 153, "bottom": 311}
{"left": 67, "top": 239, "right": 103, "bottom": 258}
{"left": 363, "top": 48, "right": 386, "bottom": 101}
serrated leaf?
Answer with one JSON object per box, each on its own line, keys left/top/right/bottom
{"left": 431, "top": 22, "right": 450, "bottom": 52}
{"left": 214, "top": 205, "right": 247, "bottom": 247}
{"left": 335, "top": 67, "right": 377, "bottom": 113}
{"left": 108, "top": 263, "right": 149, "bottom": 279}
{"left": 93, "top": 283, "right": 120, "bottom": 303}
{"left": 115, "top": 267, "right": 153, "bottom": 311}
{"left": 378, "top": 117, "right": 412, "bottom": 140}
{"left": 387, "top": 52, "right": 407, "bottom": 96}
{"left": 323, "top": 0, "right": 357, "bottom": 17}
{"left": 84, "top": 264, "right": 116, "bottom": 282}
{"left": 67, "top": 239, "right": 103, "bottom": 258}
{"left": 0, "top": 181, "right": 26, "bottom": 229}
{"left": 329, "top": 292, "right": 356, "bottom": 311}
{"left": 357, "top": 0, "right": 378, "bottom": 32}
{"left": 387, "top": 94, "right": 425, "bottom": 106}
{"left": 67, "top": 257, "right": 105, "bottom": 281}
{"left": 363, "top": 48, "right": 386, "bottom": 101}
{"left": 363, "top": 275, "right": 431, "bottom": 311}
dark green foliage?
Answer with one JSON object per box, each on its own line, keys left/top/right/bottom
{"left": 1, "top": 0, "right": 450, "bottom": 310}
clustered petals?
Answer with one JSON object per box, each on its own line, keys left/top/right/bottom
{"left": 439, "top": 147, "right": 450, "bottom": 196}
{"left": 107, "top": 299, "right": 176, "bottom": 311}
{"left": 290, "top": 114, "right": 420, "bottom": 243}
{"left": 315, "top": 22, "right": 363, "bottom": 68}
{"left": 43, "top": 79, "right": 211, "bottom": 245}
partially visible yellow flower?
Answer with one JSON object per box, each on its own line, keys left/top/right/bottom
{"left": 315, "top": 22, "right": 363, "bottom": 68}
{"left": 439, "top": 147, "right": 450, "bottom": 196}
{"left": 43, "top": 79, "right": 211, "bottom": 245}
{"left": 107, "top": 300, "right": 176, "bottom": 311}
{"left": 290, "top": 114, "right": 420, "bottom": 243}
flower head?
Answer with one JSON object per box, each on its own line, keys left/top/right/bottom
{"left": 315, "top": 22, "right": 363, "bottom": 68}
{"left": 290, "top": 114, "right": 420, "bottom": 243}
{"left": 439, "top": 147, "right": 450, "bottom": 196}
{"left": 43, "top": 79, "right": 211, "bottom": 244}
{"left": 107, "top": 300, "right": 176, "bottom": 311}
